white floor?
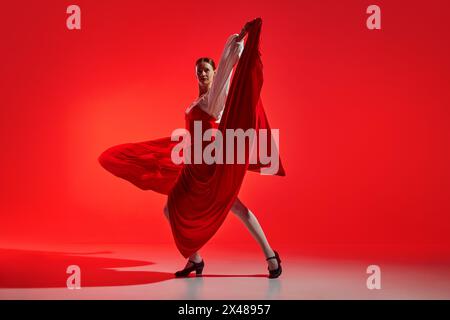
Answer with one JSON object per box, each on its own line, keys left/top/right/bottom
{"left": 1, "top": 243, "right": 450, "bottom": 300}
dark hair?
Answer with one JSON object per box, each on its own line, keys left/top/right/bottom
{"left": 195, "top": 57, "right": 216, "bottom": 70}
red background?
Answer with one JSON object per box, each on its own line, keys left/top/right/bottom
{"left": 1, "top": 0, "right": 449, "bottom": 261}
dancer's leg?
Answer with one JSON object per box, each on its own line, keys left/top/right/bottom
{"left": 231, "top": 197, "right": 278, "bottom": 270}
{"left": 163, "top": 203, "right": 202, "bottom": 265}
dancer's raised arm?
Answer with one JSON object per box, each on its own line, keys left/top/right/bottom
{"left": 200, "top": 19, "right": 261, "bottom": 120}
{"left": 200, "top": 33, "right": 244, "bottom": 120}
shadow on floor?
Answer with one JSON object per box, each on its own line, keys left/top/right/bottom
{"left": 0, "top": 248, "right": 173, "bottom": 289}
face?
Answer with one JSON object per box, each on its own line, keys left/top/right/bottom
{"left": 196, "top": 61, "right": 215, "bottom": 88}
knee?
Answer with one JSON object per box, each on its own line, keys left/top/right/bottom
{"left": 231, "top": 202, "right": 250, "bottom": 220}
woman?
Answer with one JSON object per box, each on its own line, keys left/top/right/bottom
{"left": 98, "top": 18, "right": 285, "bottom": 278}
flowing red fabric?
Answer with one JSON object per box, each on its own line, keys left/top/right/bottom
{"left": 98, "top": 19, "right": 285, "bottom": 258}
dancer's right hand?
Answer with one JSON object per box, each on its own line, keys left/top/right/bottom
{"left": 237, "top": 18, "right": 261, "bottom": 42}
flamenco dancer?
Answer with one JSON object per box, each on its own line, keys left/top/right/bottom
{"left": 98, "top": 18, "right": 286, "bottom": 278}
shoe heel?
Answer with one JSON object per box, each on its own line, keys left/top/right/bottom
{"left": 195, "top": 265, "right": 204, "bottom": 276}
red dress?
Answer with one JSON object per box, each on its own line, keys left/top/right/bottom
{"left": 98, "top": 19, "right": 285, "bottom": 258}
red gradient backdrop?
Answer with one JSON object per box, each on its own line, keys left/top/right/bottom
{"left": 1, "top": 0, "right": 449, "bottom": 261}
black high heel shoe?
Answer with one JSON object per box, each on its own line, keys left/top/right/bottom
{"left": 175, "top": 259, "right": 205, "bottom": 278}
{"left": 266, "top": 251, "right": 282, "bottom": 279}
